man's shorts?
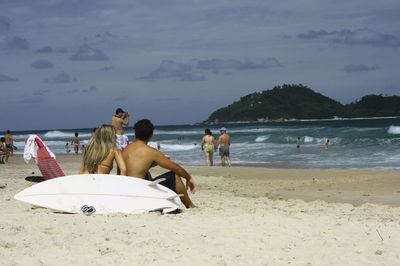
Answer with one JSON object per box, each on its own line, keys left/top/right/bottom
{"left": 116, "top": 134, "right": 129, "bottom": 150}
{"left": 151, "top": 171, "right": 176, "bottom": 192}
{"left": 219, "top": 146, "right": 230, "bottom": 156}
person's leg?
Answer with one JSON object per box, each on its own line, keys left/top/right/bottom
{"left": 204, "top": 150, "right": 210, "bottom": 166}
{"left": 175, "top": 175, "right": 197, "bottom": 208}
{"left": 221, "top": 155, "right": 225, "bottom": 166}
{"left": 226, "top": 156, "right": 232, "bottom": 167}
{"left": 5, "top": 150, "right": 10, "bottom": 163}
{"left": 209, "top": 151, "right": 214, "bottom": 166}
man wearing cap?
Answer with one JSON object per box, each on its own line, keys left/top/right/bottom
{"left": 112, "top": 108, "right": 130, "bottom": 151}
{"left": 217, "top": 127, "right": 232, "bottom": 167}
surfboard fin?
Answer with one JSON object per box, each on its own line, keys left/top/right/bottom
{"left": 148, "top": 178, "right": 166, "bottom": 186}
{"left": 166, "top": 194, "right": 183, "bottom": 200}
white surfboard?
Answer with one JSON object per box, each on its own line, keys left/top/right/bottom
{"left": 14, "top": 174, "right": 182, "bottom": 214}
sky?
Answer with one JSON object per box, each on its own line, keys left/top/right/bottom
{"left": 0, "top": 0, "right": 400, "bottom": 131}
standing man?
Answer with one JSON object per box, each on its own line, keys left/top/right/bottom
{"left": 72, "top": 132, "right": 80, "bottom": 154}
{"left": 5, "top": 130, "right": 13, "bottom": 157}
{"left": 217, "top": 127, "right": 232, "bottom": 167}
{"left": 296, "top": 137, "right": 301, "bottom": 149}
{"left": 122, "top": 119, "right": 197, "bottom": 208}
{"left": 112, "top": 108, "right": 130, "bottom": 151}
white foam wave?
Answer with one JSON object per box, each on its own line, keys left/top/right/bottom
{"left": 304, "top": 136, "right": 314, "bottom": 143}
{"left": 388, "top": 125, "right": 400, "bottom": 134}
{"left": 44, "top": 130, "right": 92, "bottom": 138}
{"left": 149, "top": 143, "right": 199, "bottom": 151}
{"left": 255, "top": 135, "right": 269, "bottom": 142}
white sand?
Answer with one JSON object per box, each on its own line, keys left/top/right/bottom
{"left": 1, "top": 155, "right": 400, "bottom": 265}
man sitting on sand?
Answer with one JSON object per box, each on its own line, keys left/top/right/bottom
{"left": 122, "top": 119, "right": 197, "bottom": 208}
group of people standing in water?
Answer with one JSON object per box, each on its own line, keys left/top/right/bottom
{"left": 78, "top": 108, "right": 197, "bottom": 208}
{"left": 201, "top": 127, "right": 232, "bottom": 167}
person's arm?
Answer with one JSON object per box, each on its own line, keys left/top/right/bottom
{"left": 153, "top": 150, "right": 196, "bottom": 193}
{"left": 122, "top": 113, "right": 130, "bottom": 126}
{"left": 201, "top": 136, "right": 205, "bottom": 150}
{"left": 114, "top": 149, "right": 127, "bottom": 175}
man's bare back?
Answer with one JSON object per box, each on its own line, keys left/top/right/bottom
{"left": 218, "top": 133, "right": 230, "bottom": 146}
{"left": 122, "top": 119, "right": 197, "bottom": 208}
{"left": 112, "top": 116, "right": 127, "bottom": 135}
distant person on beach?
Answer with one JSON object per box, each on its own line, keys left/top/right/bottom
{"left": 122, "top": 119, "right": 197, "bottom": 208}
{"left": 73, "top": 132, "right": 80, "bottom": 154}
{"left": 81, "top": 145, "right": 86, "bottom": 153}
{"left": 80, "top": 125, "right": 126, "bottom": 175}
{"left": 112, "top": 108, "right": 130, "bottom": 151}
{"left": 0, "top": 137, "right": 8, "bottom": 163}
{"left": 324, "top": 139, "right": 330, "bottom": 150}
{"left": 5, "top": 130, "right": 13, "bottom": 157}
{"left": 201, "top": 128, "right": 217, "bottom": 166}
{"left": 218, "top": 127, "right": 232, "bottom": 167}
{"left": 157, "top": 140, "right": 161, "bottom": 150}
{"left": 296, "top": 137, "right": 301, "bottom": 149}
{"left": 65, "top": 142, "right": 71, "bottom": 153}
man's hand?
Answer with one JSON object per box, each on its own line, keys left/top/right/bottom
{"left": 186, "top": 178, "right": 196, "bottom": 194}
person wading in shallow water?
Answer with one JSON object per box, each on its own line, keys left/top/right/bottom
{"left": 122, "top": 119, "right": 197, "bottom": 208}
{"left": 201, "top": 128, "right": 217, "bottom": 166}
{"left": 217, "top": 127, "right": 232, "bottom": 167}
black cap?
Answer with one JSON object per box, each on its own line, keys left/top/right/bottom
{"left": 115, "top": 108, "right": 125, "bottom": 114}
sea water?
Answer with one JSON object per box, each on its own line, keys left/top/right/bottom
{"left": 9, "top": 118, "right": 400, "bottom": 170}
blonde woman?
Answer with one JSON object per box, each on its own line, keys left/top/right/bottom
{"left": 80, "top": 125, "right": 127, "bottom": 175}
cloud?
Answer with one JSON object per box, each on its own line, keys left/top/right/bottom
{"left": 32, "top": 89, "right": 50, "bottom": 96}
{"left": 69, "top": 85, "right": 97, "bottom": 93}
{"left": 138, "top": 60, "right": 194, "bottom": 81}
{"left": 0, "top": 73, "right": 18, "bottom": 82}
{"left": 297, "top": 28, "right": 400, "bottom": 48}
{"left": 196, "top": 58, "right": 282, "bottom": 72}
{"left": 32, "top": 59, "right": 54, "bottom": 69}
{"left": 18, "top": 96, "right": 44, "bottom": 104}
{"left": 82, "top": 85, "right": 97, "bottom": 92}
{"left": 44, "top": 72, "right": 72, "bottom": 83}
{"left": 344, "top": 64, "right": 381, "bottom": 72}
{"left": 35, "top": 46, "right": 68, "bottom": 54}
{"left": 100, "top": 66, "right": 114, "bottom": 71}
{"left": 0, "top": 16, "right": 11, "bottom": 36}
{"left": 1, "top": 36, "right": 30, "bottom": 50}
{"left": 69, "top": 44, "right": 109, "bottom": 61}
{"left": 139, "top": 57, "right": 281, "bottom": 81}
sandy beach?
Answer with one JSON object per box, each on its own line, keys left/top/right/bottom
{"left": 1, "top": 155, "right": 400, "bottom": 265}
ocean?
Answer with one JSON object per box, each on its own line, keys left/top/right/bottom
{"left": 9, "top": 118, "right": 400, "bottom": 170}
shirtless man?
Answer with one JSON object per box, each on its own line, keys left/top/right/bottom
{"left": 72, "top": 132, "right": 80, "bottom": 154}
{"left": 217, "top": 127, "right": 232, "bottom": 167}
{"left": 122, "top": 119, "right": 197, "bottom": 208}
{"left": 5, "top": 130, "right": 13, "bottom": 157}
{"left": 111, "top": 108, "right": 130, "bottom": 151}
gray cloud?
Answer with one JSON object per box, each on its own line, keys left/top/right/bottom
{"left": 344, "top": 64, "right": 381, "bottom": 72}
{"left": 69, "top": 44, "right": 109, "bottom": 61}
{"left": 32, "top": 59, "right": 54, "bottom": 69}
{"left": 1, "top": 36, "right": 29, "bottom": 50}
{"left": 0, "top": 73, "right": 18, "bottom": 82}
{"left": 32, "top": 89, "right": 50, "bottom": 96}
{"left": 100, "top": 66, "right": 114, "bottom": 71}
{"left": 297, "top": 28, "right": 400, "bottom": 48}
{"left": 69, "top": 85, "right": 97, "bottom": 93}
{"left": 18, "top": 96, "right": 44, "bottom": 104}
{"left": 138, "top": 60, "right": 194, "bottom": 81}
{"left": 82, "top": 85, "right": 97, "bottom": 92}
{"left": 139, "top": 57, "right": 281, "bottom": 81}
{"left": 35, "top": 46, "right": 68, "bottom": 54}
{"left": 181, "top": 71, "right": 206, "bottom": 82}
{"left": 44, "top": 72, "right": 72, "bottom": 83}
{"left": 0, "top": 16, "right": 11, "bottom": 36}
{"left": 196, "top": 58, "right": 282, "bottom": 72}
